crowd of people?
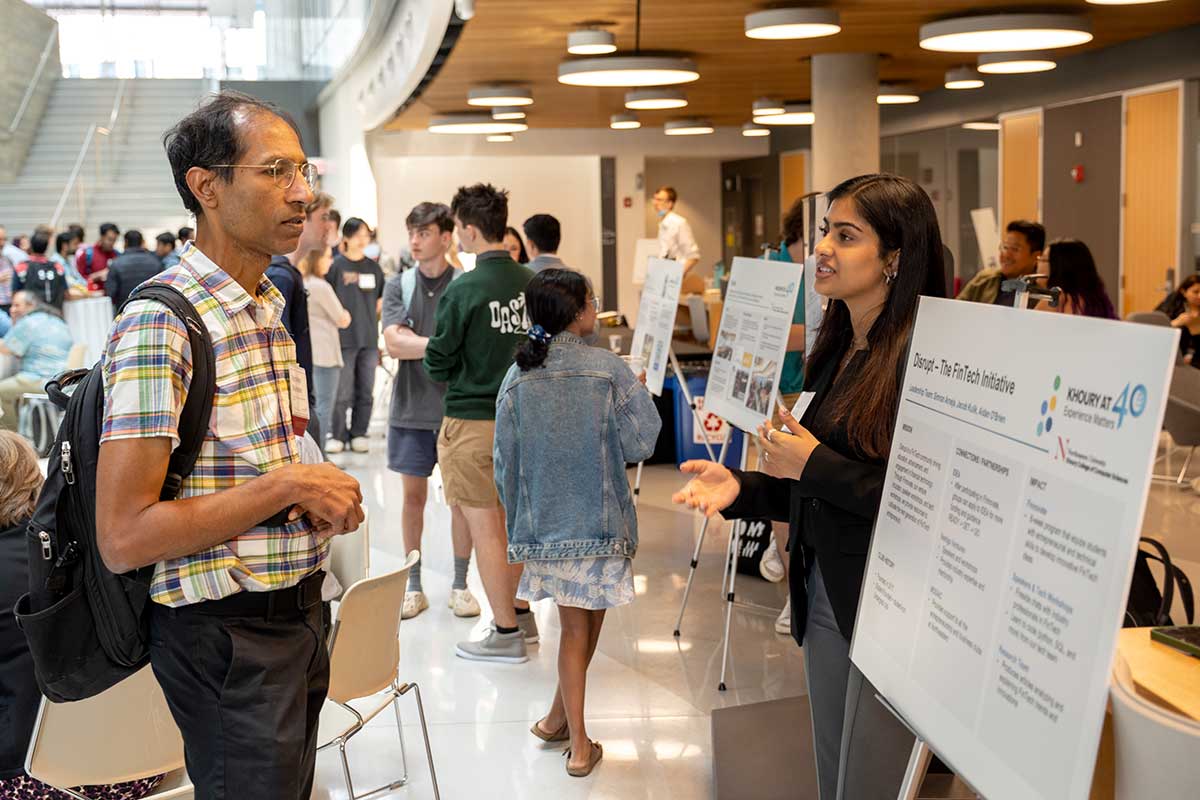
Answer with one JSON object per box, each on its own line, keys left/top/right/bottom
{"left": 1, "top": 86, "right": 1197, "bottom": 800}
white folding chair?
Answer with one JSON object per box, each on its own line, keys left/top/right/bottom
{"left": 327, "top": 509, "right": 371, "bottom": 601}
{"left": 317, "top": 550, "right": 440, "bottom": 799}
{"left": 24, "top": 664, "right": 192, "bottom": 799}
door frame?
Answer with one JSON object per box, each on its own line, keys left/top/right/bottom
{"left": 997, "top": 107, "right": 1044, "bottom": 224}
{"left": 1119, "top": 79, "right": 1186, "bottom": 314}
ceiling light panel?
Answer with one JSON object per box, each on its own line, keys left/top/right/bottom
{"left": 744, "top": 8, "right": 841, "bottom": 40}
{"left": 428, "top": 114, "right": 529, "bottom": 135}
{"left": 945, "top": 67, "right": 984, "bottom": 90}
{"left": 610, "top": 113, "right": 641, "bottom": 130}
{"left": 664, "top": 118, "right": 714, "bottom": 136}
{"left": 742, "top": 122, "right": 771, "bottom": 137}
{"left": 919, "top": 13, "right": 1093, "bottom": 53}
{"left": 976, "top": 51, "right": 1058, "bottom": 74}
{"left": 567, "top": 29, "right": 616, "bottom": 55}
{"left": 753, "top": 97, "right": 785, "bottom": 116}
{"left": 558, "top": 57, "right": 700, "bottom": 88}
{"left": 467, "top": 85, "right": 533, "bottom": 107}
{"left": 753, "top": 104, "right": 813, "bottom": 125}
{"left": 625, "top": 89, "right": 688, "bottom": 110}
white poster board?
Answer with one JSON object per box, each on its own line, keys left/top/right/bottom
{"left": 851, "top": 298, "right": 1178, "bottom": 800}
{"left": 970, "top": 207, "right": 1000, "bottom": 273}
{"left": 631, "top": 238, "right": 659, "bottom": 287}
{"left": 704, "top": 256, "right": 803, "bottom": 434}
{"left": 630, "top": 258, "right": 684, "bottom": 396}
{"left": 803, "top": 254, "right": 824, "bottom": 357}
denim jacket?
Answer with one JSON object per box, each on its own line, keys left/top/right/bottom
{"left": 495, "top": 332, "right": 662, "bottom": 562}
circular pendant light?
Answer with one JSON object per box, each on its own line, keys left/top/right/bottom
{"left": 428, "top": 113, "right": 529, "bottom": 135}
{"left": 753, "top": 103, "right": 813, "bottom": 125}
{"left": 664, "top": 118, "right": 714, "bottom": 136}
{"left": 610, "top": 113, "right": 641, "bottom": 130}
{"left": 962, "top": 121, "right": 1001, "bottom": 131}
{"left": 742, "top": 122, "right": 771, "bottom": 137}
{"left": 944, "top": 67, "right": 984, "bottom": 90}
{"left": 976, "top": 51, "right": 1058, "bottom": 74}
{"left": 558, "top": 57, "right": 700, "bottom": 88}
{"left": 491, "top": 107, "right": 527, "bottom": 120}
{"left": 486, "top": 134, "right": 515, "bottom": 143}
{"left": 567, "top": 29, "right": 617, "bottom": 55}
{"left": 877, "top": 85, "right": 920, "bottom": 105}
{"left": 752, "top": 97, "right": 785, "bottom": 116}
{"left": 1086, "top": 0, "right": 1169, "bottom": 4}
{"left": 919, "top": 13, "right": 1093, "bottom": 53}
{"left": 624, "top": 88, "right": 688, "bottom": 110}
{"left": 467, "top": 85, "right": 533, "bottom": 107}
{"left": 744, "top": 8, "right": 841, "bottom": 40}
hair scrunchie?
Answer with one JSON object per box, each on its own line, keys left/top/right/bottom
{"left": 528, "top": 324, "right": 553, "bottom": 343}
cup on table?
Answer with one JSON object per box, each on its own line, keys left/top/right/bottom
{"left": 608, "top": 334, "right": 623, "bottom": 354}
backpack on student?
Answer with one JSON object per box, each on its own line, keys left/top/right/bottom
{"left": 1124, "top": 537, "right": 1195, "bottom": 628}
{"left": 13, "top": 284, "right": 215, "bottom": 702}
{"left": 15, "top": 258, "right": 68, "bottom": 308}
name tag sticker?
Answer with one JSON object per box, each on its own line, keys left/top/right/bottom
{"left": 358, "top": 273, "right": 377, "bottom": 290}
{"left": 289, "top": 363, "right": 309, "bottom": 438}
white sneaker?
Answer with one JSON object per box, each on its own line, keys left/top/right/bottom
{"left": 448, "top": 588, "right": 481, "bottom": 618}
{"left": 325, "top": 439, "right": 345, "bottom": 454}
{"left": 775, "top": 598, "right": 792, "bottom": 635}
{"left": 402, "top": 591, "right": 429, "bottom": 620}
{"left": 350, "top": 436, "right": 370, "bottom": 453}
{"left": 760, "top": 536, "right": 785, "bottom": 583}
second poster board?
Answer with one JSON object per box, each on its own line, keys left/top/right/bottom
{"left": 630, "top": 257, "right": 685, "bottom": 396}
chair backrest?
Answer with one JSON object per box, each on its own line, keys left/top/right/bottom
{"left": 25, "top": 663, "right": 185, "bottom": 788}
{"left": 1164, "top": 366, "right": 1200, "bottom": 445}
{"left": 326, "top": 550, "right": 419, "bottom": 704}
{"left": 1126, "top": 311, "right": 1171, "bottom": 327}
{"left": 327, "top": 509, "right": 371, "bottom": 600}
{"left": 1110, "top": 654, "right": 1200, "bottom": 800}
{"left": 686, "top": 295, "right": 710, "bottom": 346}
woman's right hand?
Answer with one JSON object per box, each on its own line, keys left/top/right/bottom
{"left": 671, "top": 460, "right": 740, "bottom": 518}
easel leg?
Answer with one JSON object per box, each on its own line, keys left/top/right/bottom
{"left": 897, "top": 738, "right": 931, "bottom": 800}
{"left": 717, "top": 434, "right": 751, "bottom": 691}
{"left": 632, "top": 461, "right": 644, "bottom": 508}
{"left": 673, "top": 433, "right": 731, "bottom": 637}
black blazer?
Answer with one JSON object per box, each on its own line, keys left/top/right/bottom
{"left": 722, "top": 335, "right": 902, "bottom": 646}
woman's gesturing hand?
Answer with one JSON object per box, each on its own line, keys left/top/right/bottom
{"left": 671, "top": 460, "right": 741, "bottom": 518}
{"left": 756, "top": 406, "right": 820, "bottom": 479}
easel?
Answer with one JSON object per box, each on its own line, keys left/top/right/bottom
{"left": 888, "top": 274, "right": 1059, "bottom": 799}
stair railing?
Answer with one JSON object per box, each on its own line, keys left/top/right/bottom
{"left": 49, "top": 79, "right": 128, "bottom": 229}
{"left": 7, "top": 26, "right": 58, "bottom": 135}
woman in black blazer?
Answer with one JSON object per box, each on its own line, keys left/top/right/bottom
{"left": 674, "top": 174, "right": 945, "bottom": 800}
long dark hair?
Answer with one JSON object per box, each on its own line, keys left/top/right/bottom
{"left": 1045, "top": 238, "right": 1116, "bottom": 319}
{"left": 515, "top": 268, "right": 590, "bottom": 371}
{"left": 1159, "top": 273, "right": 1200, "bottom": 319}
{"left": 806, "top": 174, "right": 945, "bottom": 460}
{"left": 505, "top": 226, "right": 529, "bottom": 263}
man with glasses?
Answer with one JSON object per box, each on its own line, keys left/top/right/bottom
{"left": 425, "top": 183, "right": 537, "bottom": 663}
{"left": 652, "top": 185, "right": 701, "bottom": 275}
{"left": 94, "top": 91, "right": 363, "bottom": 800}
{"left": 957, "top": 219, "right": 1045, "bottom": 306}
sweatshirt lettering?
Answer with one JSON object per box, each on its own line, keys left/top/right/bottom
{"left": 488, "top": 292, "right": 530, "bottom": 334}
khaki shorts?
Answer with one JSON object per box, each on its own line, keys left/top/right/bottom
{"left": 436, "top": 417, "right": 500, "bottom": 508}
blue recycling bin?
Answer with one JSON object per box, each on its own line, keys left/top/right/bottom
{"left": 663, "top": 373, "right": 745, "bottom": 468}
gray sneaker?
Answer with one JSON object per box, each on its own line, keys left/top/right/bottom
{"left": 517, "top": 612, "right": 539, "bottom": 644}
{"left": 455, "top": 628, "right": 528, "bottom": 664}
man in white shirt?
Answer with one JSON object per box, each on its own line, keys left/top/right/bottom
{"left": 653, "top": 185, "right": 700, "bottom": 275}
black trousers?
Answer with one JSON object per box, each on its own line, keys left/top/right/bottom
{"left": 332, "top": 346, "right": 378, "bottom": 441}
{"left": 148, "top": 574, "right": 330, "bottom": 800}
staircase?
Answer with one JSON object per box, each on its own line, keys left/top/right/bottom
{"left": 0, "top": 78, "right": 207, "bottom": 239}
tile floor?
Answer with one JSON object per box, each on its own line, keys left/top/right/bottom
{"left": 312, "top": 414, "right": 1200, "bottom": 800}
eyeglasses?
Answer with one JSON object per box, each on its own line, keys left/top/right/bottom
{"left": 589, "top": 296, "right": 601, "bottom": 313}
{"left": 208, "top": 158, "right": 318, "bottom": 190}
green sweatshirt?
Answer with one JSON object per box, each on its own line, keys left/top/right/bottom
{"left": 423, "top": 251, "right": 533, "bottom": 420}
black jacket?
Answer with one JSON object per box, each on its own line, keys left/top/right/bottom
{"left": 723, "top": 334, "right": 902, "bottom": 647}
{"left": 266, "top": 256, "right": 316, "bottom": 400}
{"left": 105, "top": 248, "right": 165, "bottom": 308}
{"left": 1, "top": 518, "right": 38, "bottom": 779}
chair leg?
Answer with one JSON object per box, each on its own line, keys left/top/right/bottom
{"left": 1176, "top": 446, "right": 1195, "bottom": 486}
{"left": 339, "top": 739, "right": 357, "bottom": 800}
{"left": 399, "top": 682, "right": 442, "bottom": 800}
{"left": 392, "top": 693, "right": 410, "bottom": 785}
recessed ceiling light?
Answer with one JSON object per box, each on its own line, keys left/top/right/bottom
{"left": 610, "top": 113, "right": 641, "bottom": 130}
{"left": 962, "top": 121, "right": 1001, "bottom": 131}
{"left": 976, "top": 51, "right": 1058, "bottom": 74}
{"left": 664, "top": 118, "right": 714, "bottom": 136}
{"left": 558, "top": 57, "right": 700, "bottom": 88}
{"left": 486, "top": 134, "right": 515, "bottom": 143}
{"left": 877, "top": 85, "right": 920, "bottom": 104}
{"left": 752, "top": 97, "right": 785, "bottom": 116}
{"left": 567, "top": 29, "right": 617, "bottom": 55}
{"left": 428, "top": 114, "right": 529, "bottom": 135}
{"left": 467, "top": 85, "right": 533, "bottom": 107}
{"left": 625, "top": 89, "right": 688, "bottom": 110}
{"left": 744, "top": 8, "right": 841, "bottom": 40}
{"left": 491, "top": 107, "right": 527, "bottom": 120}
{"left": 945, "top": 67, "right": 984, "bottom": 90}
{"left": 919, "top": 13, "right": 1093, "bottom": 53}
{"left": 742, "top": 122, "right": 771, "bottom": 137}
{"left": 753, "top": 104, "right": 813, "bottom": 125}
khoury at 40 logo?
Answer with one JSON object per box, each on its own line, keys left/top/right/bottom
{"left": 1037, "top": 373, "right": 1149, "bottom": 437}
{"left": 1037, "top": 376, "right": 1060, "bottom": 437}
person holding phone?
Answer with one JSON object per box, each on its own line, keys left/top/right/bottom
{"left": 673, "top": 173, "right": 945, "bottom": 800}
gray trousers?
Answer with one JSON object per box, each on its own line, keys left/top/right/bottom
{"left": 803, "top": 562, "right": 914, "bottom": 800}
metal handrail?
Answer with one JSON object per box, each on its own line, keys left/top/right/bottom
{"left": 50, "top": 124, "right": 97, "bottom": 228}
{"left": 99, "top": 79, "right": 127, "bottom": 135}
{"left": 8, "top": 26, "right": 59, "bottom": 135}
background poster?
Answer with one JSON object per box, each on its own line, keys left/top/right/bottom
{"left": 704, "top": 256, "right": 802, "bottom": 433}
{"left": 631, "top": 257, "right": 684, "bottom": 396}
{"left": 851, "top": 298, "right": 1178, "bottom": 800}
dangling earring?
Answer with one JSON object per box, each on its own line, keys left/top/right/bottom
{"left": 885, "top": 271, "right": 897, "bottom": 285}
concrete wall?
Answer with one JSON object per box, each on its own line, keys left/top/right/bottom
{"left": 0, "top": 2, "right": 57, "bottom": 182}
{"left": 221, "top": 80, "right": 325, "bottom": 155}
{"left": 644, "top": 158, "right": 724, "bottom": 277}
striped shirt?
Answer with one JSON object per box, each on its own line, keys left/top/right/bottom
{"left": 100, "top": 243, "right": 326, "bottom": 607}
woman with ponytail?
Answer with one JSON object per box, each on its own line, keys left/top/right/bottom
{"left": 494, "top": 269, "right": 661, "bottom": 778}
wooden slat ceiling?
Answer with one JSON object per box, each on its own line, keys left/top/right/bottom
{"left": 384, "top": 0, "right": 1200, "bottom": 131}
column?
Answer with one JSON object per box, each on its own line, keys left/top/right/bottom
{"left": 811, "top": 53, "right": 879, "bottom": 193}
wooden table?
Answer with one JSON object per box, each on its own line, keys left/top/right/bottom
{"left": 1116, "top": 626, "right": 1200, "bottom": 720}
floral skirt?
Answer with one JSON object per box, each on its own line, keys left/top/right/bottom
{"left": 0, "top": 774, "right": 163, "bottom": 800}
{"left": 517, "top": 555, "right": 634, "bottom": 610}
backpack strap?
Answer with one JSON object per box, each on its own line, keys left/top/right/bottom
{"left": 1137, "top": 537, "right": 1175, "bottom": 627}
{"left": 124, "top": 285, "right": 215, "bottom": 501}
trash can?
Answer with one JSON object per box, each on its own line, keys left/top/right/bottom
{"left": 663, "top": 373, "right": 744, "bottom": 468}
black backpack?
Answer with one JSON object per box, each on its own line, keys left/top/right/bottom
{"left": 15, "top": 258, "right": 68, "bottom": 309}
{"left": 13, "top": 284, "right": 215, "bottom": 702}
{"left": 1124, "top": 537, "right": 1195, "bottom": 628}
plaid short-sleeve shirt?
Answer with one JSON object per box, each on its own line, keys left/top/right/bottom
{"left": 100, "top": 243, "right": 326, "bottom": 607}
